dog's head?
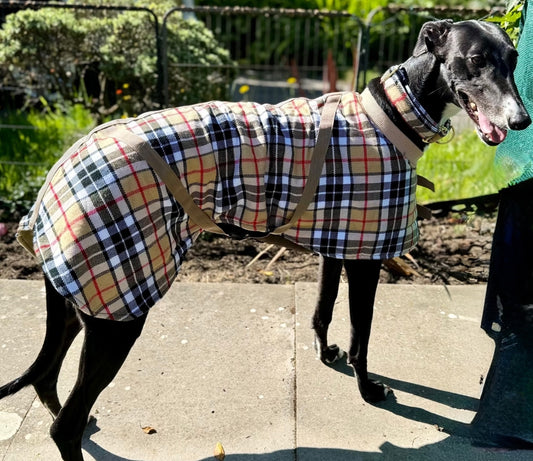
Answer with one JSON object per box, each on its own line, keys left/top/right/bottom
{"left": 414, "top": 19, "right": 531, "bottom": 145}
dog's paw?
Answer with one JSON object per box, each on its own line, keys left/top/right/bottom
{"left": 359, "top": 379, "right": 392, "bottom": 403}
{"left": 323, "top": 345, "right": 346, "bottom": 364}
{"left": 314, "top": 338, "right": 345, "bottom": 364}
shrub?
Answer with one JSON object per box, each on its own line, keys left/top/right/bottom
{"left": 0, "top": 3, "right": 235, "bottom": 119}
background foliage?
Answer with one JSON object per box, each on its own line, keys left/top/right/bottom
{"left": 0, "top": 0, "right": 516, "bottom": 219}
{"left": 196, "top": 0, "right": 504, "bottom": 15}
{"left": 0, "top": 0, "right": 235, "bottom": 119}
{"left": 0, "top": 102, "right": 95, "bottom": 215}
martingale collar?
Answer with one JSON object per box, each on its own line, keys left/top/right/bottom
{"left": 381, "top": 65, "right": 452, "bottom": 144}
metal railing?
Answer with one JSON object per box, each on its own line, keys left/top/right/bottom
{"left": 160, "top": 6, "right": 363, "bottom": 105}
{"left": 0, "top": 1, "right": 506, "bottom": 108}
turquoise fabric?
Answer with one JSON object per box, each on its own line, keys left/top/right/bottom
{"left": 494, "top": 0, "right": 533, "bottom": 185}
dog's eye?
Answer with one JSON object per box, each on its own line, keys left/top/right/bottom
{"left": 470, "top": 55, "right": 486, "bottom": 67}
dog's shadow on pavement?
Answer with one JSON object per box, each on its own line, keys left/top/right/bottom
{"left": 83, "top": 442, "right": 510, "bottom": 461}
{"left": 81, "top": 364, "right": 494, "bottom": 461}
{"left": 369, "top": 373, "right": 476, "bottom": 438}
{"left": 192, "top": 440, "right": 502, "bottom": 461}
{"left": 82, "top": 423, "right": 146, "bottom": 461}
{"left": 329, "top": 359, "right": 476, "bottom": 437}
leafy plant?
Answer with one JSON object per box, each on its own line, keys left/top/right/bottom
{"left": 163, "top": 13, "right": 236, "bottom": 106}
{"left": 486, "top": 0, "right": 525, "bottom": 44}
{"left": 417, "top": 130, "right": 505, "bottom": 204}
{"left": 0, "top": 1, "right": 235, "bottom": 119}
{"left": 0, "top": 103, "right": 95, "bottom": 218}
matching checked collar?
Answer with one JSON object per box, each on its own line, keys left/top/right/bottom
{"left": 381, "top": 65, "right": 452, "bottom": 144}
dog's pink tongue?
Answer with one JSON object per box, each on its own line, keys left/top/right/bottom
{"left": 478, "top": 111, "right": 507, "bottom": 144}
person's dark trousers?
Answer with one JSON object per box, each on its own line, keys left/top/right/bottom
{"left": 471, "top": 178, "right": 533, "bottom": 449}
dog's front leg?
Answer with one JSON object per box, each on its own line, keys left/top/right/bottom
{"left": 312, "top": 256, "right": 345, "bottom": 363}
{"left": 344, "top": 259, "right": 391, "bottom": 403}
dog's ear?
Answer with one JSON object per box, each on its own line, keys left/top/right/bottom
{"left": 414, "top": 20, "right": 453, "bottom": 58}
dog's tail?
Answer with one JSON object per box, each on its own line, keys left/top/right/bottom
{"left": 0, "top": 277, "right": 81, "bottom": 405}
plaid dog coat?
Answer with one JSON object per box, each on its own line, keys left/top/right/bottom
{"left": 18, "top": 70, "right": 446, "bottom": 320}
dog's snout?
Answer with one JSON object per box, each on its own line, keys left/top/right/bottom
{"left": 504, "top": 95, "right": 532, "bottom": 131}
{"left": 509, "top": 112, "right": 532, "bottom": 131}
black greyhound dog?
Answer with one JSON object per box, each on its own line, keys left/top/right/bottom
{"left": 312, "top": 19, "right": 531, "bottom": 403}
{"left": 0, "top": 20, "right": 530, "bottom": 461}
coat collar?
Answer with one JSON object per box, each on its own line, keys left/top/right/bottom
{"left": 381, "top": 65, "right": 452, "bottom": 144}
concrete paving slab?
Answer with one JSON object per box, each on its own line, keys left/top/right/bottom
{"left": 1, "top": 280, "right": 533, "bottom": 461}
{"left": 0, "top": 281, "right": 295, "bottom": 461}
{"left": 294, "top": 282, "right": 531, "bottom": 460}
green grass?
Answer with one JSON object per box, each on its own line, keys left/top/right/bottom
{"left": 0, "top": 103, "right": 95, "bottom": 218}
{"left": 416, "top": 128, "right": 506, "bottom": 204}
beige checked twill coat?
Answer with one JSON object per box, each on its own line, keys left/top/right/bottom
{"left": 18, "top": 91, "right": 420, "bottom": 320}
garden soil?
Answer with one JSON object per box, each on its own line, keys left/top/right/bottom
{"left": 0, "top": 213, "right": 495, "bottom": 285}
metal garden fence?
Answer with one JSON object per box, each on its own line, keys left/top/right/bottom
{"left": 0, "top": 1, "right": 505, "bottom": 107}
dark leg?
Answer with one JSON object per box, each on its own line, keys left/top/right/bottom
{"left": 35, "top": 278, "right": 83, "bottom": 417}
{"left": 312, "top": 256, "right": 345, "bottom": 364}
{"left": 0, "top": 277, "right": 82, "bottom": 418}
{"left": 472, "top": 179, "right": 533, "bottom": 448}
{"left": 344, "top": 259, "right": 390, "bottom": 403}
{"left": 50, "top": 311, "right": 147, "bottom": 461}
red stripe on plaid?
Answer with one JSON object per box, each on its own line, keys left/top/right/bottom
{"left": 233, "top": 216, "right": 268, "bottom": 227}
{"left": 84, "top": 237, "right": 168, "bottom": 309}
{"left": 292, "top": 208, "right": 416, "bottom": 225}
{"left": 354, "top": 100, "right": 369, "bottom": 254}
{"left": 184, "top": 164, "right": 218, "bottom": 178}
{"left": 179, "top": 154, "right": 388, "bottom": 186}
{"left": 238, "top": 103, "right": 261, "bottom": 231}
{"left": 115, "top": 139, "right": 172, "bottom": 290}
{"left": 176, "top": 108, "right": 206, "bottom": 209}
{"left": 389, "top": 91, "right": 407, "bottom": 106}
{"left": 290, "top": 99, "right": 308, "bottom": 243}
{"left": 49, "top": 181, "right": 115, "bottom": 320}
{"left": 36, "top": 181, "right": 162, "bottom": 254}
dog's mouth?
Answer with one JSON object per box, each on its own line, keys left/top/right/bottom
{"left": 458, "top": 91, "right": 507, "bottom": 146}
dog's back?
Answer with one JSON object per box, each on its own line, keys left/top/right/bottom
{"left": 18, "top": 93, "right": 418, "bottom": 321}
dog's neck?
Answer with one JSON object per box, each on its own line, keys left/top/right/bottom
{"left": 368, "top": 53, "right": 458, "bottom": 150}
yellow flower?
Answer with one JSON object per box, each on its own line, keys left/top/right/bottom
{"left": 123, "top": 95, "right": 131, "bottom": 101}
{"left": 239, "top": 85, "right": 250, "bottom": 94}
{"left": 122, "top": 83, "right": 130, "bottom": 89}
{"left": 287, "top": 77, "right": 297, "bottom": 84}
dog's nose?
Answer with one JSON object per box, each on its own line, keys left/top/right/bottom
{"left": 508, "top": 112, "right": 532, "bottom": 131}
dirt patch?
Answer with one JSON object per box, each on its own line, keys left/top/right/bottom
{"left": 0, "top": 213, "right": 495, "bottom": 285}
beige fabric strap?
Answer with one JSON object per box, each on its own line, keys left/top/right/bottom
{"left": 272, "top": 93, "right": 341, "bottom": 235}
{"left": 101, "top": 126, "right": 227, "bottom": 235}
{"left": 256, "top": 234, "right": 311, "bottom": 253}
{"left": 20, "top": 95, "right": 342, "bottom": 253}
{"left": 359, "top": 89, "right": 436, "bottom": 220}
{"left": 359, "top": 88, "right": 424, "bottom": 167}
{"left": 104, "top": 94, "right": 341, "bottom": 239}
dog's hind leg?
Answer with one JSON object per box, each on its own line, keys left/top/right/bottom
{"left": 0, "top": 276, "right": 82, "bottom": 418}
{"left": 50, "top": 311, "right": 146, "bottom": 461}
{"left": 312, "top": 256, "right": 346, "bottom": 364}
{"left": 344, "top": 259, "right": 390, "bottom": 403}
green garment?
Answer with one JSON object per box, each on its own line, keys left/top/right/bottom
{"left": 495, "top": 0, "right": 533, "bottom": 185}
